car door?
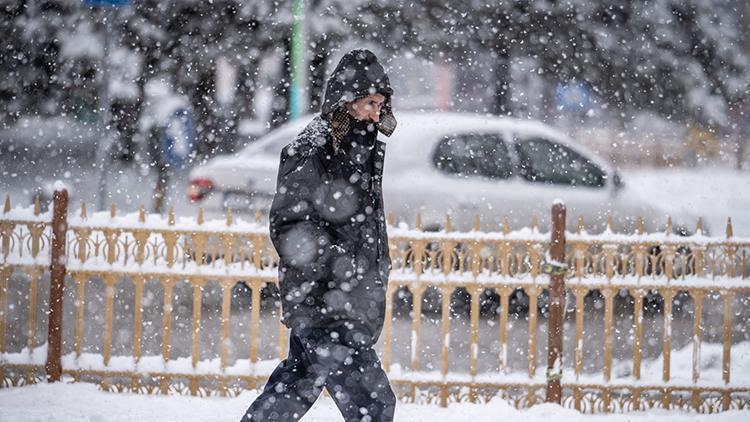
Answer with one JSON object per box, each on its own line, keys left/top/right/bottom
{"left": 427, "top": 132, "right": 520, "bottom": 230}
{"left": 511, "top": 135, "right": 612, "bottom": 228}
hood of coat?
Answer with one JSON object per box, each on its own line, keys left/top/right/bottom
{"left": 321, "top": 49, "right": 397, "bottom": 137}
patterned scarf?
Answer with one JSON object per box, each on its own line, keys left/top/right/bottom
{"left": 328, "top": 97, "right": 397, "bottom": 153}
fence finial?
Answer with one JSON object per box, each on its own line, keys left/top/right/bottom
{"left": 3, "top": 194, "right": 9, "bottom": 213}
{"left": 80, "top": 202, "right": 88, "bottom": 220}
{"left": 197, "top": 207, "right": 204, "bottom": 225}
{"left": 606, "top": 215, "right": 614, "bottom": 232}
{"left": 577, "top": 215, "right": 585, "bottom": 235}
{"left": 531, "top": 215, "right": 539, "bottom": 232}
{"left": 636, "top": 216, "right": 645, "bottom": 235}
{"left": 386, "top": 211, "right": 394, "bottom": 227}
{"left": 502, "top": 214, "right": 510, "bottom": 235}
{"left": 110, "top": 203, "right": 117, "bottom": 218}
{"left": 415, "top": 212, "right": 422, "bottom": 231}
{"left": 255, "top": 209, "right": 262, "bottom": 224}
{"left": 474, "top": 214, "right": 481, "bottom": 231}
{"left": 226, "top": 208, "right": 234, "bottom": 226}
{"left": 138, "top": 205, "right": 145, "bottom": 223}
{"left": 445, "top": 214, "right": 453, "bottom": 232}
{"left": 696, "top": 217, "right": 704, "bottom": 235}
{"left": 666, "top": 216, "right": 673, "bottom": 236}
{"left": 168, "top": 206, "right": 175, "bottom": 226}
{"left": 726, "top": 217, "right": 733, "bottom": 239}
{"left": 34, "top": 195, "right": 41, "bottom": 215}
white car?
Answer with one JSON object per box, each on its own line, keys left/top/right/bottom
{"left": 188, "top": 112, "right": 695, "bottom": 233}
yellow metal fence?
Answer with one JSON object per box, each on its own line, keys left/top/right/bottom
{"left": 1, "top": 193, "right": 749, "bottom": 413}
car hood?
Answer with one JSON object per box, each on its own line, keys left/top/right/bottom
{"left": 615, "top": 172, "right": 704, "bottom": 234}
{"left": 190, "top": 154, "right": 278, "bottom": 190}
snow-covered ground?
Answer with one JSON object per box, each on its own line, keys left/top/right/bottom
{"left": 0, "top": 382, "right": 748, "bottom": 422}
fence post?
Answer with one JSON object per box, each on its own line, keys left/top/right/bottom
{"left": 546, "top": 201, "right": 566, "bottom": 403}
{"left": 46, "top": 187, "right": 68, "bottom": 382}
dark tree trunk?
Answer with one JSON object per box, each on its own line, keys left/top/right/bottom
{"left": 308, "top": 37, "right": 330, "bottom": 114}
{"left": 491, "top": 49, "right": 511, "bottom": 116}
{"left": 191, "top": 70, "right": 220, "bottom": 157}
{"left": 270, "top": 36, "right": 292, "bottom": 129}
{"left": 539, "top": 79, "right": 556, "bottom": 125}
{"left": 237, "top": 61, "right": 259, "bottom": 121}
{"left": 113, "top": 50, "right": 158, "bottom": 163}
{"left": 110, "top": 99, "right": 138, "bottom": 162}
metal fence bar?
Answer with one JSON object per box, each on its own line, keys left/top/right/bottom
{"left": 526, "top": 285, "right": 540, "bottom": 379}
{"left": 161, "top": 277, "right": 174, "bottom": 363}
{"left": 572, "top": 285, "right": 586, "bottom": 411}
{"left": 662, "top": 288, "right": 674, "bottom": 384}
{"left": 0, "top": 267, "right": 10, "bottom": 355}
{"left": 27, "top": 269, "right": 41, "bottom": 352}
{"left": 191, "top": 280, "right": 203, "bottom": 369}
{"left": 73, "top": 274, "right": 86, "bottom": 358}
{"left": 0, "top": 266, "right": 7, "bottom": 384}
{"left": 721, "top": 288, "right": 733, "bottom": 410}
{"left": 410, "top": 284, "right": 425, "bottom": 402}
{"left": 498, "top": 286, "right": 511, "bottom": 374}
{"left": 381, "top": 284, "right": 394, "bottom": 371}
{"left": 278, "top": 300, "right": 288, "bottom": 360}
{"left": 133, "top": 275, "right": 144, "bottom": 364}
{"left": 722, "top": 290, "right": 734, "bottom": 386}
{"left": 250, "top": 282, "right": 261, "bottom": 364}
{"left": 0, "top": 195, "right": 12, "bottom": 259}
{"left": 439, "top": 285, "right": 451, "bottom": 407}
{"left": 410, "top": 284, "right": 425, "bottom": 374}
{"left": 691, "top": 289, "right": 704, "bottom": 410}
{"left": 102, "top": 274, "right": 116, "bottom": 367}
{"left": 603, "top": 287, "right": 615, "bottom": 411}
{"left": 572, "top": 287, "right": 586, "bottom": 379}
{"left": 220, "top": 280, "right": 232, "bottom": 370}
{"left": 632, "top": 288, "right": 644, "bottom": 381}
{"left": 469, "top": 285, "right": 480, "bottom": 403}
{"left": 602, "top": 287, "right": 614, "bottom": 383}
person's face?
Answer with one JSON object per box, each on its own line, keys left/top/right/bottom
{"left": 345, "top": 93, "right": 386, "bottom": 123}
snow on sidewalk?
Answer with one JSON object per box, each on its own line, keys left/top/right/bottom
{"left": 0, "top": 382, "right": 748, "bottom": 422}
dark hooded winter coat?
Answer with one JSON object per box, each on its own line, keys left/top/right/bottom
{"left": 269, "top": 50, "right": 396, "bottom": 345}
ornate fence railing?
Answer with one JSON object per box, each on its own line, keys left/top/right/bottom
{"left": 1, "top": 190, "right": 748, "bottom": 413}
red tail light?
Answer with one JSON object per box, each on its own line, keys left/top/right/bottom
{"left": 188, "top": 178, "right": 214, "bottom": 202}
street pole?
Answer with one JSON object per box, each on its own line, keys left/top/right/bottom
{"left": 95, "top": 6, "right": 113, "bottom": 211}
{"left": 289, "top": 0, "right": 306, "bottom": 120}
{"left": 88, "top": 0, "right": 132, "bottom": 210}
{"left": 546, "top": 201, "right": 566, "bottom": 403}
{"left": 46, "top": 187, "right": 68, "bottom": 382}
{"left": 739, "top": 0, "right": 750, "bottom": 170}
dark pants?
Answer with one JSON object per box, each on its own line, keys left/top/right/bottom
{"left": 240, "top": 325, "right": 396, "bottom": 422}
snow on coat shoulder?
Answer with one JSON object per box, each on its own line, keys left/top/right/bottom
{"left": 285, "top": 116, "right": 332, "bottom": 159}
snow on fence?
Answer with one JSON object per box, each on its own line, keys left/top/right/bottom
{"left": 0, "top": 189, "right": 749, "bottom": 413}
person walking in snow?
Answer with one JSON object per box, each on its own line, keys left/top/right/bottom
{"left": 240, "top": 49, "right": 398, "bottom": 422}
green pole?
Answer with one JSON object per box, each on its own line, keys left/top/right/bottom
{"left": 290, "top": 0, "right": 304, "bottom": 120}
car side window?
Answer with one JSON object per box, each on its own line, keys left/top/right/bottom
{"left": 515, "top": 137, "right": 605, "bottom": 187}
{"left": 433, "top": 133, "right": 513, "bottom": 179}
